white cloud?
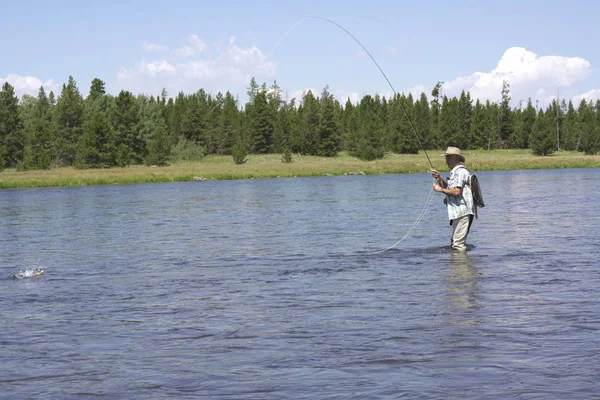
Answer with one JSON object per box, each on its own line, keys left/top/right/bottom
{"left": 173, "top": 45, "right": 197, "bottom": 58}
{"left": 189, "top": 34, "right": 207, "bottom": 51}
{"left": 142, "top": 42, "right": 169, "bottom": 52}
{"left": 441, "top": 47, "right": 592, "bottom": 107}
{"left": 172, "top": 34, "right": 207, "bottom": 58}
{"left": 118, "top": 35, "right": 276, "bottom": 97}
{"left": 386, "top": 46, "right": 397, "bottom": 54}
{"left": 401, "top": 84, "right": 427, "bottom": 98}
{"left": 573, "top": 89, "right": 600, "bottom": 105}
{"left": 356, "top": 51, "right": 368, "bottom": 58}
{"left": 336, "top": 90, "right": 361, "bottom": 105}
{"left": 288, "top": 88, "right": 317, "bottom": 103}
{"left": 0, "top": 74, "right": 59, "bottom": 98}
{"left": 118, "top": 60, "right": 177, "bottom": 80}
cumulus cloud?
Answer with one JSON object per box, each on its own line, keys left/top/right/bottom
{"left": 118, "top": 35, "right": 276, "bottom": 97}
{"left": 0, "top": 74, "right": 60, "bottom": 98}
{"left": 118, "top": 60, "right": 177, "bottom": 80}
{"left": 573, "top": 89, "right": 600, "bottom": 105}
{"left": 172, "top": 34, "right": 207, "bottom": 58}
{"left": 441, "top": 47, "right": 592, "bottom": 107}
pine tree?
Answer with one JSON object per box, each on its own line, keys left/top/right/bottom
{"left": 470, "top": 100, "right": 486, "bottom": 149}
{"left": 217, "top": 91, "right": 239, "bottom": 155}
{"left": 231, "top": 118, "right": 248, "bottom": 165}
{"left": 135, "top": 96, "right": 171, "bottom": 166}
{"left": 530, "top": 107, "right": 556, "bottom": 156}
{"left": 577, "top": 100, "right": 599, "bottom": 155}
{"left": 388, "top": 93, "right": 418, "bottom": 154}
{"left": 520, "top": 99, "right": 537, "bottom": 149}
{"left": 483, "top": 101, "right": 500, "bottom": 150}
{"left": 340, "top": 98, "right": 356, "bottom": 152}
{"left": 354, "top": 95, "right": 385, "bottom": 160}
{"left": 561, "top": 101, "right": 578, "bottom": 151}
{"left": 111, "top": 90, "right": 142, "bottom": 166}
{"left": 203, "top": 93, "right": 222, "bottom": 154}
{"left": 76, "top": 111, "right": 115, "bottom": 168}
{"left": 457, "top": 90, "right": 472, "bottom": 148}
{"left": 317, "top": 85, "right": 340, "bottom": 157}
{"left": 547, "top": 99, "right": 563, "bottom": 152}
{"left": 279, "top": 102, "right": 294, "bottom": 163}
{"left": 247, "top": 77, "right": 260, "bottom": 103}
{"left": 167, "top": 92, "right": 186, "bottom": 147}
{"left": 0, "top": 82, "right": 24, "bottom": 168}
{"left": 267, "top": 82, "right": 285, "bottom": 153}
{"left": 250, "top": 88, "right": 274, "bottom": 153}
{"left": 180, "top": 93, "right": 203, "bottom": 145}
{"left": 54, "top": 76, "right": 84, "bottom": 165}
{"left": 413, "top": 92, "right": 431, "bottom": 152}
{"left": 510, "top": 107, "right": 524, "bottom": 149}
{"left": 18, "top": 94, "right": 37, "bottom": 168}
{"left": 429, "top": 81, "right": 443, "bottom": 148}
{"left": 89, "top": 78, "right": 106, "bottom": 99}
{"left": 499, "top": 80, "right": 513, "bottom": 148}
{"left": 24, "top": 87, "right": 54, "bottom": 169}
{"left": 439, "top": 96, "right": 463, "bottom": 148}
{"left": 299, "top": 90, "right": 320, "bottom": 155}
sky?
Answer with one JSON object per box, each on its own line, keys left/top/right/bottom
{"left": 2, "top": 0, "right": 599, "bottom": 108}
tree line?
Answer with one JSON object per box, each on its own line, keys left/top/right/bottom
{"left": 0, "top": 77, "right": 599, "bottom": 171}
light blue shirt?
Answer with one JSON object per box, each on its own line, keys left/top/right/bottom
{"left": 444, "top": 163, "right": 475, "bottom": 220}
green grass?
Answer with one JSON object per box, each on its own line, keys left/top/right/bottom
{"left": 1, "top": 149, "right": 598, "bottom": 190}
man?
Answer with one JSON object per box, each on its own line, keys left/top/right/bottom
{"left": 431, "top": 147, "right": 475, "bottom": 251}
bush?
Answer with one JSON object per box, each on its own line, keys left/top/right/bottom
{"left": 171, "top": 138, "right": 206, "bottom": 163}
{"left": 231, "top": 139, "right": 247, "bottom": 165}
{"left": 281, "top": 148, "right": 293, "bottom": 163}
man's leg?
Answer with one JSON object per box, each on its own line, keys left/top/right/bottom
{"left": 451, "top": 215, "right": 471, "bottom": 251}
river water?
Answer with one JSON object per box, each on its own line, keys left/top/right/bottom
{"left": 1, "top": 168, "right": 599, "bottom": 399}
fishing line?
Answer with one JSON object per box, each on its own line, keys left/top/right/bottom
{"left": 210, "top": 16, "right": 439, "bottom": 256}
{"left": 368, "top": 183, "right": 436, "bottom": 255}
{"left": 274, "top": 16, "right": 437, "bottom": 253}
{"left": 296, "top": 15, "right": 434, "bottom": 170}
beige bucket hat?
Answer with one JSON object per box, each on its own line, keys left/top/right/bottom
{"left": 441, "top": 146, "right": 465, "bottom": 162}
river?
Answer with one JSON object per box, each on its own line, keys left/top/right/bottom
{"left": 1, "top": 168, "right": 599, "bottom": 398}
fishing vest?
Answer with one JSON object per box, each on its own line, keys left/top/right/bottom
{"left": 457, "top": 165, "right": 485, "bottom": 218}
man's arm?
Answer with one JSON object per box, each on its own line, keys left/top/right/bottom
{"left": 437, "top": 185, "right": 462, "bottom": 196}
{"left": 436, "top": 168, "right": 468, "bottom": 196}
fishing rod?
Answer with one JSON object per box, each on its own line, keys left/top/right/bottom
{"left": 302, "top": 16, "right": 434, "bottom": 170}
{"left": 202, "top": 16, "right": 437, "bottom": 173}
{"left": 298, "top": 16, "right": 438, "bottom": 254}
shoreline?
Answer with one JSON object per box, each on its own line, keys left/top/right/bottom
{"left": 1, "top": 150, "right": 598, "bottom": 190}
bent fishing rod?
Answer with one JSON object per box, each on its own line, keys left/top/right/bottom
{"left": 303, "top": 16, "right": 434, "bottom": 170}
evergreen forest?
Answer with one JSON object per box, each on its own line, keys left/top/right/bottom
{"left": 1, "top": 76, "right": 599, "bottom": 171}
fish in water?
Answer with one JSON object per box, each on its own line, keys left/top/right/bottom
{"left": 12, "top": 268, "right": 44, "bottom": 279}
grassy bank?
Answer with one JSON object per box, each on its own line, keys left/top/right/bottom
{"left": 1, "top": 149, "right": 599, "bottom": 189}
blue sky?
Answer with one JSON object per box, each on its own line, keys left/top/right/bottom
{"left": 2, "top": 0, "right": 599, "bottom": 107}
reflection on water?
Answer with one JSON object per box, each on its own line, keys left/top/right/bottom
{"left": 446, "top": 251, "right": 480, "bottom": 326}
{"left": 1, "top": 169, "right": 599, "bottom": 398}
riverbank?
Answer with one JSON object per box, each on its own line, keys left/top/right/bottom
{"left": 1, "top": 149, "right": 599, "bottom": 189}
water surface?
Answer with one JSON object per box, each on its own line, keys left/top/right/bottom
{"left": 1, "top": 168, "right": 599, "bottom": 398}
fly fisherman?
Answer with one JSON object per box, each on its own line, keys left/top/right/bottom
{"left": 431, "top": 147, "right": 475, "bottom": 251}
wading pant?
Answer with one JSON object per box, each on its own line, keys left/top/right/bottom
{"left": 451, "top": 214, "right": 473, "bottom": 251}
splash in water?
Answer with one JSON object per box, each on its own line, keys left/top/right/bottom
{"left": 12, "top": 268, "right": 44, "bottom": 279}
